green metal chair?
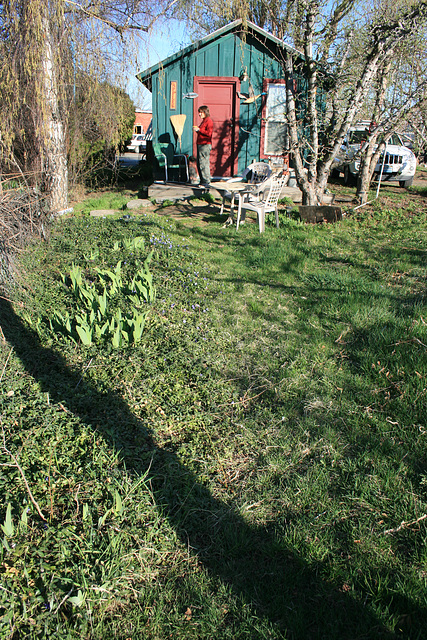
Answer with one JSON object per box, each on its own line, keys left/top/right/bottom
{"left": 152, "top": 142, "right": 189, "bottom": 183}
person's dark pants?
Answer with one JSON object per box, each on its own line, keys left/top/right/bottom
{"left": 197, "top": 144, "right": 212, "bottom": 185}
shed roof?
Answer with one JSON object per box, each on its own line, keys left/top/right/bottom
{"left": 137, "top": 19, "right": 305, "bottom": 91}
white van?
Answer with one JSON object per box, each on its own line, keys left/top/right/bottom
{"left": 332, "top": 122, "right": 417, "bottom": 188}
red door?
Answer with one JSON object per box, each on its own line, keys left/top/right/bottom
{"left": 194, "top": 78, "right": 240, "bottom": 177}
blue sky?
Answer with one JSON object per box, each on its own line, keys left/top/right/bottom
{"left": 128, "top": 19, "right": 191, "bottom": 109}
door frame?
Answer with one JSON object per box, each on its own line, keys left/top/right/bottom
{"left": 193, "top": 76, "right": 240, "bottom": 177}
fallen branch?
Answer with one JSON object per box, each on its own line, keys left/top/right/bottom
{"left": 391, "top": 337, "right": 427, "bottom": 348}
{"left": 1, "top": 424, "right": 47, "bottom": 521}
{"left": 52, "top": 587, "right": 74, "bottom": 615}
{"left": 383, "top": 513, "right": 427, "bottom": 535}
{"left": 0, "top": 295, "right": 24, "bottom": 306}
{"left": 74, "top": 356, "right": 94, "bottom": 389}
{"left": 0, "top": 346, "right": 13, "bottom": 383}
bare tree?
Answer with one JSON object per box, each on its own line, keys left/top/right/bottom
{"left": 280, "top": 0, "right": 427, "bottom": 204}
{"left": 354, "top": 24, "right": 427, "bottom": 201}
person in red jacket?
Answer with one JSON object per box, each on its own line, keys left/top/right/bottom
{"left": 193, "top": 105, "right": 213, "bottom": 187}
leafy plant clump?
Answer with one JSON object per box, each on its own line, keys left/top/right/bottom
{"left": 26, "top": 235, "right": 155, "bottom": 349}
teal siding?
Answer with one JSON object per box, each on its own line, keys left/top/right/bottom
{"left": 145, "top": 24, "right": 308, "bottom": 175}
{"left": 236, "top": 35, "right": 255, "bottom": 171}
{"left": 219, "top": 37, "right": 235, "bottom": 76}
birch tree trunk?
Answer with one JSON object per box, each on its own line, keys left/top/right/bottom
{"left": 40, "top": 3, "right": 68, "bottom": 214}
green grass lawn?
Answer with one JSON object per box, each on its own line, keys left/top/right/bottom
{"left": 1, "top": 193, "right": 426, "bottom": 639}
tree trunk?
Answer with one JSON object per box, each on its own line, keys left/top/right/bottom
{"left": 40, "top": 6, "right": 68, "bottom": 214}
{"left": 356, "top": 60, "right": 393, "bottom": 204}
{"left": 357, "top": 152, "right": 374, "bottom": 205}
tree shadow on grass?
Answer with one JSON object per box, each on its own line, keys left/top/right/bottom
{"left": 0, "top": 298, "right": 400, "bottom": 639}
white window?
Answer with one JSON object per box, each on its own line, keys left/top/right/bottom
{"left": 264, "top": 83, "right": 288, "bottom": 156}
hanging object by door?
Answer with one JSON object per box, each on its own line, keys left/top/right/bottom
{"left": 237, "top": 78, "right": 266, "bottom": 103}
{"left": 170, "top": 114, "right": 186, "bottom": 151}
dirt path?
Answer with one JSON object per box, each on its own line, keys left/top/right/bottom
{"left": 152, "top": 200, "right": 219, "bottom": 226}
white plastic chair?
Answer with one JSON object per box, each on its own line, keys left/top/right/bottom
{"left": 219, "top": 162, "right": 272, "bottom": 215}
{"left": 236, "top": 172, "right": 290, "bottom": 232}
{"left": 246, "top": 161, "right": 272, "bottom": 184}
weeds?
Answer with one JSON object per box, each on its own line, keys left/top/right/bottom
{"left": 1, "top": 197, "right": 426, "bottom": 639}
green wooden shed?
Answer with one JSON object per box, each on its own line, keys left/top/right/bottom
{"left": 137, "top": 19, "right": 307, "bottom": 178}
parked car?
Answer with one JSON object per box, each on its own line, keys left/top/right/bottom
{"left": 332, "top": 122, "right": 417, "bottom": 188}
{"left": 127, "top": 134, "right": 146, "bottom": 153}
